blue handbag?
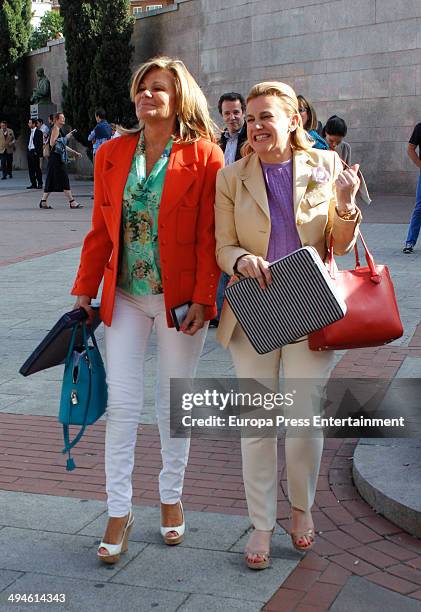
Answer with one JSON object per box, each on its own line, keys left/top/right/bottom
{"left": 54, "top": 136, "right": 68, "bottom": 163}
{"left": 59, "top": 322, "right": 107, "bottom": 471}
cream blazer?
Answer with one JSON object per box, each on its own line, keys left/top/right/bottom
{"left": 215, "top": 147, "right": 362, "bottom": 348}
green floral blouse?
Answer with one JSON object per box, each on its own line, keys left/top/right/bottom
{"left": 117, "top": 131, "right": 173, "bottom": 295}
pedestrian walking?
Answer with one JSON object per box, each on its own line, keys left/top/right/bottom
{"left": 37, "top": 118, "right": 51, "bottom": 159}
{"left": 297, "top": 94, "right": 329, "bottom": 150}
{"left": 37, "top": 118, "right": 51, "bottom": 170}
{"left": 215, "top": 81, "right": 361, "bottom": 570}
{"left": 26, "top": 118, "right": 43, "bottom": 189}
{"left": 39, "top": 113, "right": 82, "bottom": 209}
{"left": 71, "top": 56, "right": 223, "bottom": 564}
{"left": 87, "top": 109, "right": 112, "bottom": 157}
{"left": 36, "top": 118, "right": 49, "bottom": 142}
{"left": 402, "top": 122, "right": 421, "bottom": 253}
{"left": 0, "top": 120, "right": 15, "bottom": 179}
{"left": 322, "top": 115, "right": 351, "bottom": 164}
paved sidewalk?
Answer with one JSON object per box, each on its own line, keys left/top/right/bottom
{"left": 0, "top": 188, "right": 421, "bottom": 611}
{"left": 0, "top": 490, "right": 301, "bottom": 611}
{"left": 0, "top": 171, "right": 93, "bottom": 266}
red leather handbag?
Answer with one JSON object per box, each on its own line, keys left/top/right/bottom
{"left": 308, "top": 232, "right": 403, "bottom": 351}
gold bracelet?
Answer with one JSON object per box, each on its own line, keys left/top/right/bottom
{"left": 337, "top": 208, "right": 357, "bottom": 220}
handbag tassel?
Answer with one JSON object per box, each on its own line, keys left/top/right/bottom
{"left": 66, "top": 453, "right": 76, "bottom": 471}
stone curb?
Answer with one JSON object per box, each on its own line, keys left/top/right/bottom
{"left": 353, "top": 441, "right": 421, "bottom": 539}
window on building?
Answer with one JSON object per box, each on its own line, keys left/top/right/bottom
{"left": 146, "top": 4, "right": 163, "bottom": 10}
{"left": 133, "top": 6, "right": 142, "bottom": 14}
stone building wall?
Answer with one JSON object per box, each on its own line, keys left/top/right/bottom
{"left": 19, "top": 0, "right": 421, "bottom": 192}
{"left": 131, "top": 0, "right": 421, "bottom": 194}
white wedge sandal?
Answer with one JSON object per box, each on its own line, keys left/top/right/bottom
{"left": 160, "top": 501, "right": 185, "bottom": 545}
{"left": 97, "top": 510, "right": 134, "bottom": 564}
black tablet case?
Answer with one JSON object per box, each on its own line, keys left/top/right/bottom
{"left": 19, "top": 307, "right": 101, "bottom": 376}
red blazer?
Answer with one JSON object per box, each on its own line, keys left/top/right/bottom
{"left": 71, "top": 133, "right": 224, "bottom": 327}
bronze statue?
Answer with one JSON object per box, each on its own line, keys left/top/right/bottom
{"left": 30, "top": 68, "right": 52, "bottom": 104}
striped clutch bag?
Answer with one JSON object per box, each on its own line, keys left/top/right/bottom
{"left": 224, "top": 247, "right": 347, "bottom": 354}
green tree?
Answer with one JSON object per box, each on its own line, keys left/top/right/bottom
{"left": 89, "top": 0, "right": 135, "bottom": 126}
{"left": 60, "top": 0, "right": 102, "bottom": 145}
{"left": 0, "top": 0, "right": 32, "bottom": 134}
{"left": 61, "top": 0, "right": 135, "bottom": 147}
{"left": 29, "top": 11, "right": 64, "bottom": 51}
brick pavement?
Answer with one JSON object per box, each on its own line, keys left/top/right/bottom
{"left": 1, "top": 323, "right": 421, "bottom": 610}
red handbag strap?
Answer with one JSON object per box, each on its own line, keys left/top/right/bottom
{"left": 354, "top": 242, "right": 361, "bottom": 269}
{"left": 328, "top": 230, "right": 381, "bottom": 283}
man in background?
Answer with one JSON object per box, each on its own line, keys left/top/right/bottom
{"left": 26, "top": 118, "right": 43, "bottom": 189}
{"left": 403, "top": 121, "right": 421, "bottom": 253}
{"left": 88, "top": 109, "right": 112, "bottom": 158}
{"left": 37, "top": 118, "right": 50, "bottom": 169}
{"left": 0, "top": 120, "right": 16, "bottom": 180}
{"left": 218, "top": 92, "right": 247, "bottom": 165}
{"left": 212, "top": 92, "right": 247, "bottom": 327}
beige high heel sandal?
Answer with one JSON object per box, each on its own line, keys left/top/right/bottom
{"left": 290, "top": 507, "right": 315, "bottom": 552}
{"left": 244, "top": 528, "right": 274, "bottom": 570}
{"left": 291, "top": 527, "right": 315, "bottom": 552}
{"left": 97, "top": 511, "right": 134, "bottom": 564}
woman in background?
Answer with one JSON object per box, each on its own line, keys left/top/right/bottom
{"left": 322, "top": 115, "right": 351, "bottom": 164}
{"left": 40, "top": 112, "right": 82, "bottom": 209}
{"left": 297, "top": 94, "right": 328, "bottom": 150}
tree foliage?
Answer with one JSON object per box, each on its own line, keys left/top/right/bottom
{"left": 89, "top": 0, "right": 135, "bottom": 126}
{"left": 60, "top": 1, "right": 101, "bottom": 145}
{"left": 29, "top": 11, "right": 64, "bottom": 51}
{"left": 61, "top": 0, "right": 135, "bottom": 147}
{"left": 0, "top": 0, "right": 32, "bottom": 134}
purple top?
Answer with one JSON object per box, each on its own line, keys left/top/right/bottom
{"left": 260, "top": 158, "right": 301, "bottom": 263}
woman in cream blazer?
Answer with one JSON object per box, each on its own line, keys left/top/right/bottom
{"left": 215, "top": 81, "right": 362, "bottom": 570}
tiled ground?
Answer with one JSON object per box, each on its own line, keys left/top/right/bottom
{"left": 1, "top": 304, "right": 421, "bottom": 612}
{"left": 2, "top": 316, "right": 421, "bottom": 612}
{"left": 1, "top": 419, "right": 421, "bottom": 611}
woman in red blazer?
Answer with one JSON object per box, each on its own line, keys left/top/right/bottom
{"left": 71, "top": 56, "right": 223, "bottom": 563}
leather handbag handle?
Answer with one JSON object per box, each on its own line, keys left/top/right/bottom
{"left": 65, "top": 323, "right": 79, "bottom": 364}
{"left": 62, "top": 321, "right": 94, "bottom": 469}
{"left": 65, "top": 321, "right": 98, "bottom": 365}
{"left": 328, "top": 231, "right": 381, "bottom": 284}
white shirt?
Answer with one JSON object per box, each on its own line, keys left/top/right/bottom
{"left": 224, "top": 131, "right": 239, "bottom": 165}
{"left": 28, "top": 128, "right": 36, "bottom": 151}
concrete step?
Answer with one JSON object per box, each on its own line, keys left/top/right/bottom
{"left": 353, "top": 439, "right": 421, "bottom": 538}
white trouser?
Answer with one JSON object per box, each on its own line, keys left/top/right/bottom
{"left": 104, "top": 289, "right": 208, "bottom": 517}
{"left": 229, "top": 324, "right": 335, "bottom": 530}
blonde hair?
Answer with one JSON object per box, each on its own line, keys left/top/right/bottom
{"left": 241, "top": 81, "right": 312, "bottom": 157}
{"left": 297, "top": 94, "right": 318, "bottom": 131}
{"left": 123, "top": 56, "right": 217, "bottom": 143}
